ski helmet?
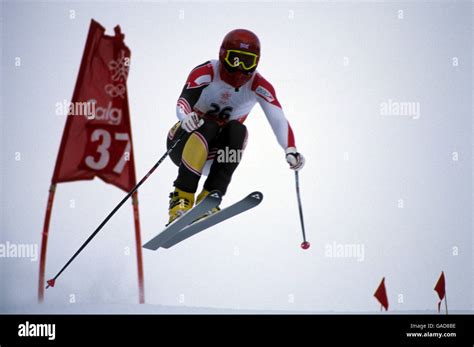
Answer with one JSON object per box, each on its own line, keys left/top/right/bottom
{"left": 219, "top": 29, "right": 261, "bottom": 88}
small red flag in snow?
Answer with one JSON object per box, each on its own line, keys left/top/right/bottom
{"left": 434, "top": 271, "right": 446, "bottom": 313}
{"left": 374, "top": 277, "right": 389, "bottom": 311}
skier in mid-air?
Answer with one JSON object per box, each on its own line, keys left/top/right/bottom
{"left": 166, "top": 29, "right": 305, "bottom": 225}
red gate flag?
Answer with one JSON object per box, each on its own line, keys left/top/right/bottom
{"left": 434, "top": 271, "right": 446, "bottom": 313}
{"left": 374, "top": 277, "right": 389, "bottom": 311}
{"left": 52, "top": 19, "right": 136, "bottom": 191}
{"left": 39, "top": 19, "right": 144, "bottom": 303}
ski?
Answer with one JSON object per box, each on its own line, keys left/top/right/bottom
{"left": 161, "top": 191, "right": 263, "bottom": 249}
{"left": 142, "top": 190, "right": 222, "bottom": 251}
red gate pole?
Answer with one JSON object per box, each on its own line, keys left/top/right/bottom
{"left": 132, "top": 191, "right": 145, "bottom": 303}
{"left": 38, "top": 184, "right": 57, "bottom": 302}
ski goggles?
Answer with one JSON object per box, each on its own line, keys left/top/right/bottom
{"left": 224, "top": 49, "right": 259, "bottom": 71}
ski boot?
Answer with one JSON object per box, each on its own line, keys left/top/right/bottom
{"left": 167, "top": 188, "right": 195, "bottom": 225}
{"left": 195, "top": 189, "right": 221, "bottom": 221}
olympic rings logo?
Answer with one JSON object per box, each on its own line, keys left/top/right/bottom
{"left": 104, "top": 83, "right": 126, "bottom": 99}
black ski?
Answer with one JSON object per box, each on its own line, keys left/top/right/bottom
{"left": 161, "top": 191, "right": 263, "bottom": 249}
{"left": 143, "top": 190, "right": 222, "bottom": 251}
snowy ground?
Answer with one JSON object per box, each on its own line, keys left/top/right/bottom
{"left": 2, "top": 304, "right": 473, "bottom": 315}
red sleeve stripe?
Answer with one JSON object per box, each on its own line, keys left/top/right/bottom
{"left": 287, "top": 122, "right": 296, "bottom": 148}
{"left": 177, "top": 97, "right": 192, "bottom": 114}
{"left": 186, "top": 62, "right": 214, "bottom": 89}
{"left": 250, "top": 73, "right": 261, "bottom": 91}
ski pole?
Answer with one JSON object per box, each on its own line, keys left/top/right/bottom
{"left": 294, "top": 170, "right": 310, "bottom": 250}
{"left": 46, "top": 130, "right": 187, "bottom": 289}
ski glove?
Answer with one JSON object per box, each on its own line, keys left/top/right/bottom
{"left": 286, "top": 147, "right": 305, "bottom": 171}
{"left": 181, "top": 112, "right": 204, "bottom": 133}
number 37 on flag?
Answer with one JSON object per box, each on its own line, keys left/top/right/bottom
{"left": 82, "top": 127, "right": 131, "bottom": 175}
